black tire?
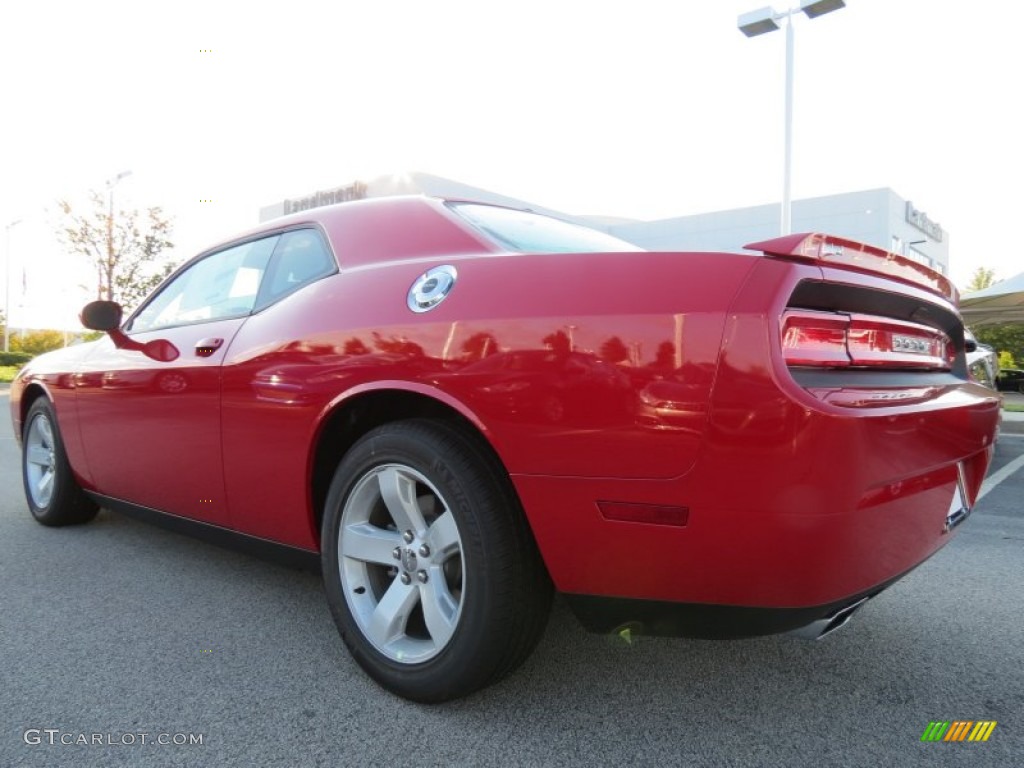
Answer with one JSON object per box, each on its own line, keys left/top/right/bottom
{"left": 21, "top": 398, "right": 99, "bottom": 527}
{"left": 321, "top": 418, "right": 552, "bottom": 702}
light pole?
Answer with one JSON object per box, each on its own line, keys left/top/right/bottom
{"left": 738, "top": 0, "right": 846, "bottom": 235}
{"left": 4, "top": 218, "right": 23, "bottom": 353}
{"left": 104, "top": 170, "right": 132, "bottom": 300}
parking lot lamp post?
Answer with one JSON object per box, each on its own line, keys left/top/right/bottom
{"left": 737, "top": 0, "right": 846, "bottom": 235}
{"left": 104, "top": 170, "right": 132, "bottom": 301}
{"left": 4, "top": 218, "right": 23, "bottom": 353}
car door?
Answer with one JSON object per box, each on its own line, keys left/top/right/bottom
{"left": 75, "top": 235, "right": 279, "bottom": 526}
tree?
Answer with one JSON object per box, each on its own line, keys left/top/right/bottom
{"left": 542, "top": 330, "right": 571, "bottom": 356}
{"left": 460, "top": 332, "right": 499, "bottom": 361}
{"left": 598, "top": 336, "right": 629, "bottom": 364}
{"left": 654, "top": 341, "right": 676, "bottom": 369}
{"left": 342, "top": 337, "right": 371, "bottom": 356}
{"left": 57, "top": 191, "right": 176, "bottom": 312}
{"left": 371, "top": 331, "right": 425, "bottom": 357}
{"left": 965, "top": 267, "right": 997, "bottom": 293}
{"left": 974, "top": 324, "right": 1024, "bottom": 365}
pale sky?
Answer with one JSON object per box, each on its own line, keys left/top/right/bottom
{"left": 2, "top": 0, "right": 1022, "bottom": 329}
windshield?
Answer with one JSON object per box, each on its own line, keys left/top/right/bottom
{"left": 448, "top": 202, "right": 642, "bottom": 254}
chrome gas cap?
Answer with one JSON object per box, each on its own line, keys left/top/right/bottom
{"left": 408, "top": 265, "right": 457, "bottom": 313}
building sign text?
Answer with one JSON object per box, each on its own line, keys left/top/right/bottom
{"left": 284, "top": 181, "right": 367, "bottom": 215}
{"left": 906, "top": 201, "right": 943, "bottom": 242}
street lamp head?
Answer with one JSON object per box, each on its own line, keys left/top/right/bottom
{"left": 106, "top": 170, "right": 133, "bottom": 188}
{"left": 800, "top": 0, "right": 845, "bottom": 19}
{"left": 738, "top": 7, "right": 780, "bottom": 37}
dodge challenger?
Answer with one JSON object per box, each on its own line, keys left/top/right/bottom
{"left": 9, "top": 195, "right": 1000, "bottom": 701}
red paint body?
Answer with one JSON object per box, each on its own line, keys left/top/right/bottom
{"left": 10, "top": 197, "right": 999, "bottom": 614}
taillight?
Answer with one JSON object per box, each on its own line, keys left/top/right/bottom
{"left": 781, "top": 311, "right": 850, "bottom": 366}
{"left": 782, "top": 310, "right": 954, "bottom": 370}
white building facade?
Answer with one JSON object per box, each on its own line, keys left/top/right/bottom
{"left": 260, "top": 174, "right": 949, "bottom": 275}
{"left": 605, "top": 188, "right": 948, "bottom": 275}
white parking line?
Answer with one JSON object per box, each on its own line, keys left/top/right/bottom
{"left": 977, "top": 452, "right": 1024, "bottom": 502}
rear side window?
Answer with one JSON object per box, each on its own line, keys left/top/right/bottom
{"left": 256, "top": 229, "right": 336, "bottom": 310}
{"left": 448, "top": 203, "right": 641, "bottom": 254}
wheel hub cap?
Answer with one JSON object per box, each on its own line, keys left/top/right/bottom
{"left": 25, "top": 413, "right": 58, "bottom": 508}
{"left": 338, "top": 464, "right": 465, "bottom": 663}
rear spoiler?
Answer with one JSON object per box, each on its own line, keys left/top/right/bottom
{"left": 745, "top": 233, "right": 957, "bottom": 305}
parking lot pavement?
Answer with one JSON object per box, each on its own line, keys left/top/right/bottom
{"left": 1, "top": 388, "right": 1022, "bottom": 768}
{"left": 1001, "top": 392, "right": 1024, "bottom": 434}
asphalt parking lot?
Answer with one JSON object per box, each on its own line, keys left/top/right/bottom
{"left": 1, "top": 387, "right": 1022, "bottom": 768}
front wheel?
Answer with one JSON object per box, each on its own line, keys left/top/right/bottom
{"left": 22, "top": 398, "right": 99, "bottom": 526}
{"left": 321, "top": 419, "right": 551, "bottom": 702}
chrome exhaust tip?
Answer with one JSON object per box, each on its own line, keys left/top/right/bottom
{"left": 789, "top": 596, "right": 869, "bottom": 641}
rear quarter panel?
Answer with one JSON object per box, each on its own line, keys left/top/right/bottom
{"left": 218, "top": 249, "right": 759, "bottom": 545}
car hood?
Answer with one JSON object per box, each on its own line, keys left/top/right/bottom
{"left": 17, "top": 339, "right": 101, "bottom": 378}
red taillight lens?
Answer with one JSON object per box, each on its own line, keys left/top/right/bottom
{"left": 782, "top": 311, "right": 850, "bottom": 366}
{"left": 782, "top": 310, "right": 953, "bottom": 371}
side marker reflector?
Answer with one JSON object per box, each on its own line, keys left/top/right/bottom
{"left": 598, "top": 501, "right": 689, "bottom": 527}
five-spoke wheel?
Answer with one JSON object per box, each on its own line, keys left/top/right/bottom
{"left": 21, "top": 399, "right": 98, "bottom": 526}
{"left": 338, "top": 464, "right": 465, "bottom": 663}
{"left": 321, "top": 419, "right": 551, "bottom": 702}
{"left": 24, "top": 409, "right": 58, "bottom": 509}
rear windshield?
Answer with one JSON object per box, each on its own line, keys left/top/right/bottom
{"left": 448, "top": 202, "right": 642, "bottom": 254}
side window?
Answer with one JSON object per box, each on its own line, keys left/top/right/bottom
{"left": 255, "top": 229, "right": 336, "bottom": 310}
{"left": 129, "top": 236, "right": 279, "bottom": 332}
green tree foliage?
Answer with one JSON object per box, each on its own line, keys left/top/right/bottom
{"left": 974, "top": 324, "right": 1024, "bottom": 366}
{"left": 57, "top": 191, "right": 177, "bottom": 312}
{"left": 998, "top": 350, "right": 1016, "bottom": 369}
{"left": 965, "top": 267, "right": 997, "bottom": 293}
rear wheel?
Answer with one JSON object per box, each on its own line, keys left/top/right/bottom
{"left": 321, "top": 419, "right": 551, "bottom": 702}
{"left": 22, "top": 398, "right": 99, "bottom": 526}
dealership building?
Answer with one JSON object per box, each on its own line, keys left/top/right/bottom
{"left": 260, "top": 172, "right": 949, "bottom": 275}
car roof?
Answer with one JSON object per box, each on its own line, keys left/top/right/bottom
{"left": 202, "top": 196, "right": 502, "bottom": 269}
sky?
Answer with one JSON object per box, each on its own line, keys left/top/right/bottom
{"left": 2, "top": 0, "right": 1022, "bottom": 330}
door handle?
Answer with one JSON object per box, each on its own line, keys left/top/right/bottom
{"left": 195, "top": 337, "right": 224, "bottom": 357}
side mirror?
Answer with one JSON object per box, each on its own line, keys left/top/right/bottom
{"left": 80, "top": 300, "right": 123, "bottom": 331}
{"left": 80, "top": 300, "right": 179, "bottom": 363}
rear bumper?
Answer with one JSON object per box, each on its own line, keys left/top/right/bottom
{"left": 564, "top": 573, "right": 899, "bottom": 640}
{"left": 512, "top": 384, "right": 998, "bottom": 613}
{"left": 510, "top": 258, "right": 1000, "bottom": 629}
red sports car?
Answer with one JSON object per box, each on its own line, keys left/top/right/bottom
{"left": 10, "top": 196, "right": 1000, "bottom": 702}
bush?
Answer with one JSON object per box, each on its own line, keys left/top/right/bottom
{"left": 0, "top": 351, "right": 32, "bottom": 366}
{"left": 9, "top": 330, "right": 66, "bottom": 356}
{"left": 974, "top": 325, "right": 1024, "bottom": 368}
